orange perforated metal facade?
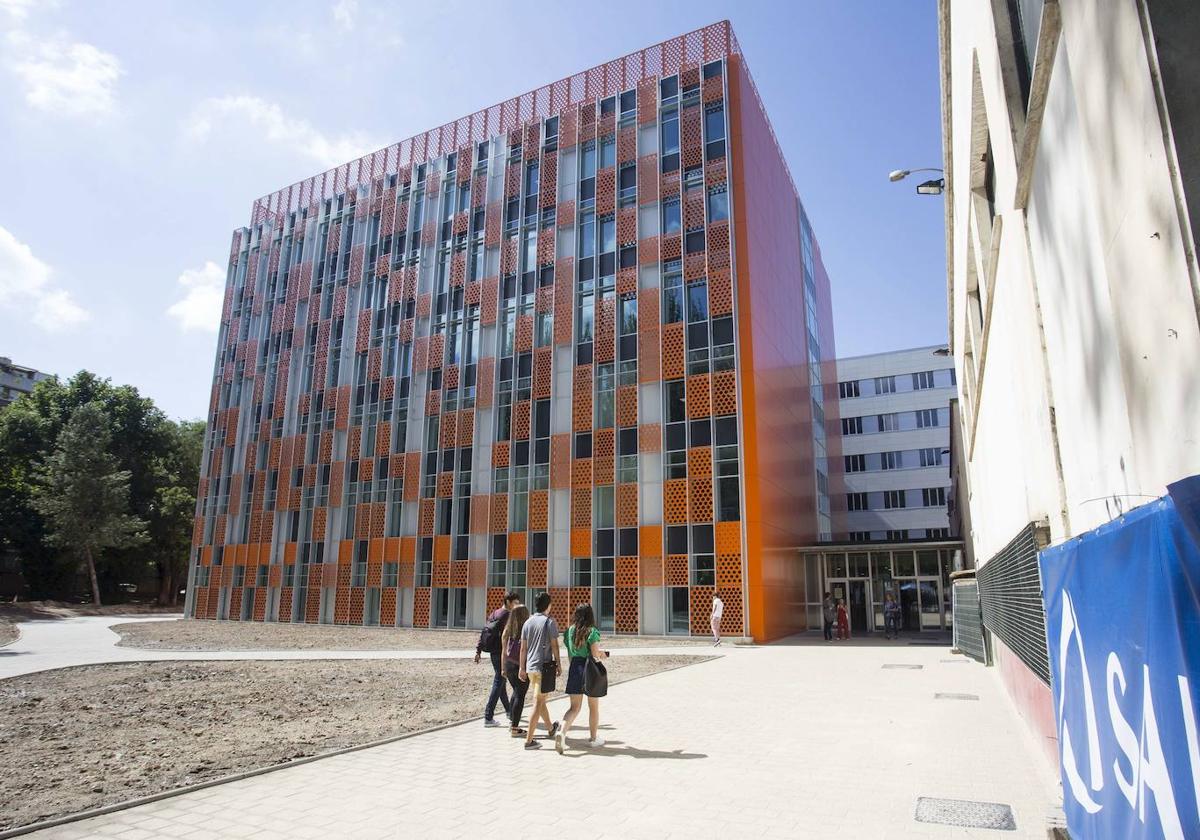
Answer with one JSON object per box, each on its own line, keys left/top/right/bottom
{"left": 186, "top": 21, "right": 838, "bottom": 641}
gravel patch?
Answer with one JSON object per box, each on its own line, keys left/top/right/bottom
{"left": 0, "top": 654, "right": 712, "bottom": 832}
{"left": 114, "top": 619, "right": 708, "bottom": 652}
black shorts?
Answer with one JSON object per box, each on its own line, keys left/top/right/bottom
{"left": 565, "top": 656, "right": 588, "bottom": 695}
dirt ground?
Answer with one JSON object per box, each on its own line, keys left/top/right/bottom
{"left": 0, "top": 600, "right": 180, "bottom": 622}
{"left": 115, "top": 619, "right": 708, "bottom": 651}
{"left": 0, "top": 655, "right": 711, "bottom": 832}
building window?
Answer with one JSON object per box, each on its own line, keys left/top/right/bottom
{"left": 922, "top": 487, "right": 946, "bottom": 507}
{"left": 919, "top": 447, "right": 944, "bottom": 467}
{"left": 662, "top": 199, "right": 681, "bottom": 235}
{"left": 880, "top": 451, "right": 902, "bottom": 471}
{"left": 877, "top": 413, "right": 900, "bottom": 433}
{"left": 928, "top": 527, "right": 950, "bottom": 539}
{"left": 886, "top": 529, "right": 909, "bottom": 542}
{"left": 916, "top": 408, "right": 940, "bottom": 428}
{"left": 847, "top": 492, "right": 868, "bottom": 511}
{"left": 874, "top": 376, "right": 896, "bottom": 395}
{"left": 883, "top": 490, "right": 907, "bottom": 509}
{"left": 912, "top": 370, "right": 935, "bottom": 390}
{"left": 845, "top": 454, "right": 866, "bottom": 473}
{"left": 849, "top": 531, "right": 872, "bottom": 543}
{"left": 838, "top": 380, "right": 860, "bottom": 399}
{"left": 841, "top": 416, "right": 862, "bottom": 436}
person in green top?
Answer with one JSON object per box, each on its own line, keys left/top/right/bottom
{"left": 556, "top": 603, "right": 610, "bottom": 753}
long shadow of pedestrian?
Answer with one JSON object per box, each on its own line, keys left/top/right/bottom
{"left": 561, "top": 739, "right": 706, "bottom": 760}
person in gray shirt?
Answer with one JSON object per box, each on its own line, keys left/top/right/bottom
{"left": 518, "top": 591, "right": 561, "bottom": 750}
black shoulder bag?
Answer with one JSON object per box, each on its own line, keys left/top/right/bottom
{"left": 585, "top": 656, "right": 608, "bottom": 698}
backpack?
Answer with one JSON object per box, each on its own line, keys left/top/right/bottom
{"left": 478, "top": 611, "right": 506, "bottom": 654}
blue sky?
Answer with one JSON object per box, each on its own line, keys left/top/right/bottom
{"left": 0, "top": 0, "right": 945, "bottom": 420}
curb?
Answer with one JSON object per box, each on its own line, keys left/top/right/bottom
{"left": 0, "top": 654, "right": 719, "bottom": 838}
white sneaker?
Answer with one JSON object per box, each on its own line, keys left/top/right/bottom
{"left": 588, "top": 737, "right": 606, "bottom": 749}
{"left": 483, "top": 719, "right": 501, "bottom": 728}
{"left": 555, "top": 729, "right": 565, "bottom": 754}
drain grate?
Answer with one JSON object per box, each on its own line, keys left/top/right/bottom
{"left": 915, "top": 797, "right": 1016, "bottom": 830}
{"left": 935, "top": 692, "right": 979, "bottom": 701}
{"left": 940, "top": 658, "right": 971, "bottom": 664}
{"left": 882, "top": 663, "right": 923, "bottom": 670}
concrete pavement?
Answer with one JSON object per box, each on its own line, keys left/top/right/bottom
{"left": 19, "top": 636, "right": 1062, "bottom": 839}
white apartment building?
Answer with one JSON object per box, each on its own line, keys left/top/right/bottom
{"left": 939, "top": 0, "right": 1200, "bottom": 767}
{"left": 835, "top": 347, "right": 954, "bottom": 542}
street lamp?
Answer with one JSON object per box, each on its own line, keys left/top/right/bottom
{"left": 889, "top": 167, "right": 945, "bottom": 196}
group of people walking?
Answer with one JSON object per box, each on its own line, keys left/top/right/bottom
{"left": 820, "top": 591, "right": 904, "bottom": 640}
{"left": 474, "top": 591, "right": 610, "bottom": 753}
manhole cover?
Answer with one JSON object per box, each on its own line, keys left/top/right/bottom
{"left": 882, "top": 663, "right": 923, "bottom": 670}
{"left": 915, "top": 797, "right": 1016, "bottom": 830}
{"left": 935, "top": 692, "right": 979, "bottom": 701}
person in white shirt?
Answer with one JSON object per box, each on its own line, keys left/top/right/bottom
{"left": 710, "top": 594, "right": 724, "bottom": 646}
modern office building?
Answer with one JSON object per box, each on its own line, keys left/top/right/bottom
{"left": 940, "top": 0, "right": 1200, "bottom": 766}
{"left": 791, "top": 347, "right": 960, "bottom": 638}
{"left": 0, "top": 357, "right": 50, "bottom": 409}
{"left": 834, "top": 347, "right": 954, "bottom": 543}
{"left": 186, "top": 21, "right": 840, "bottom": 641}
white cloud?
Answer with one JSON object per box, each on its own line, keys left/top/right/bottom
{"left": 184, "top": 95, "right": 382, "bottom": 169}
{"left": 332, "top": 0, "right": 357, "bottom": 31}
{"left": 0, "top": 0, "right": 38, "bottom": 21}
{"left": 166, "top": 261, "right": 225, "bottom": 333}
{"left": 0, "top": 225, "right": 89, "bottom": 332}
{"left": 6, "top": 30, "right": 122, "bottom": 117}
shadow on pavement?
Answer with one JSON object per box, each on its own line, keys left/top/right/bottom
{"left": 562, "top": 739, "right": 706, "bottom": 760}
{"left": 766, "top": 631, "right": 953, "bottom": 648}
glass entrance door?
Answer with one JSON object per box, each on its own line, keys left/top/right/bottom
{"left": 848, "top": 580, "right": 870, "bottom": 634}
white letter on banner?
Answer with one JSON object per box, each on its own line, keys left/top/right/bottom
{"left": 1177, "top": 676, "right": 1200, "bottom": 831}
{"left": 1058, "top": 592, "right": 1103, "bottom": 812}
{"left": 1138, "top": 665, "right": 1183, "bottom": 839}
{"left": 1108, "top": 651, "right": 1139, "bottom": 807}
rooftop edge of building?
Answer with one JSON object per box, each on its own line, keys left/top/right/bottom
{"left": 246, "top": 19, "right": 800, "bottom": 230}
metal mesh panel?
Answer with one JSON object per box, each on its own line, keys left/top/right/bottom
{"left": 951, "top": 579, "right": 987, "bottom": 664}
{"left": 977, "top": 523, "right": 1049, "bottom": 684}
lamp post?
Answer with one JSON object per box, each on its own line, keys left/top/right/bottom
{"left": 888, "top": 167, "right": 945, "bottom": 196}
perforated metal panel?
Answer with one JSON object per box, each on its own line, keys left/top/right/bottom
{"left": 977, "top": 523, "right": 1050, "bottom": 685}
{"left": 952, "top": 578, "right": 987, "bottom": 664}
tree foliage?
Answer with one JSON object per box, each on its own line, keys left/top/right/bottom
{"left": 32, "top": 403, "right": 148, "bottom": 605}
{"left": 0, "top": 371, "right": 204, "bottom": 602}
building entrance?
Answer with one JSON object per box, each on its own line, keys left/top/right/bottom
{"left": 828, "top": 579, "right": 872, "bottom": 634}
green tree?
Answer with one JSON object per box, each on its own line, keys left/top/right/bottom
{"left": 31, "top": 403, "right": 148, "bottom": 605}
{"left": 148, "top": 419, "right": 205, "bottom": 605}
{"left": 0, "top": 371, "right": 204, "bottom": 601}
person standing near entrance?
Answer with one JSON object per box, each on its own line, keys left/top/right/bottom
{"left": 710, "top": 594, "right": 724, "bottom": 646}
{"left": 835, "top": 597, "right": 850, "bottom": 640}
{"left": 883, "top": 592, "right": 901, "bottom": 639}
{"left": 822, "top": 592, "right": 836, "bottom": 641}
{"left": 475, "top": 590, "right": 519, "bottom": 726}
{"left": 519, "top": 591, "right": 561, "bottom": 751}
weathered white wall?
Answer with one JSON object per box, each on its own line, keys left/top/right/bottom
{"left": 945, "top": 0, "right": 1200, "bottom": 564}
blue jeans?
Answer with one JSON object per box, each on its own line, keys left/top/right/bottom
{"left": 885, "top": 615, "right": 901, "bottom": 638}
{"left": 484, "top": 650, "right": 511, "bottom": 721}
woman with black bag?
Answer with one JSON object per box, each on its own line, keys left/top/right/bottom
{"left": 555, "top": 603, "right": 611, "bottom": 753}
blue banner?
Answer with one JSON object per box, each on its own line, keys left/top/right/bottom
{"left": 1039, "top": 476, "right": 1200, "bottom": 840}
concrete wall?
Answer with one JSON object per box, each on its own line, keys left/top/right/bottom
{"left": 941, "top": 0, "right": 1200, "bottom": 769}
{"left": 943, "top": 0, "right": 1200, "bottom": 560}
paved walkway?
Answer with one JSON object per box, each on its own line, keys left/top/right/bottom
{"left": 0, "top": 616, "right": 701, "bottom": 680}
{"left": 23, "top": 637, "right": 1061, "bottom": 839}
